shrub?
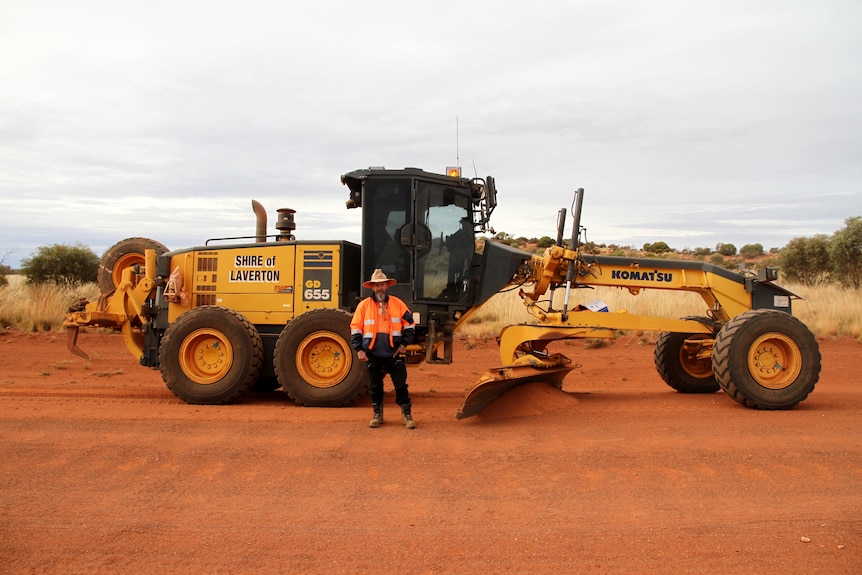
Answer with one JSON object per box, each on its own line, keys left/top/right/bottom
{"left": 780, "top": 235, "right": 831, "bottom": 286}
{"left": 740, "top": 243, "right": 764, "bottom": 258}
{"left": 716, "top": 243, "right": 737, "bottom": 256}
{"left": 0, "top": 263, "right": 11, "bottom": 287}
{"left": 20, "top": 243, "right": 99, "bottom": 285}
{"left": 643, "top": 241, "right": 672, "bottom": 254}
{"left": 493, "top": 231, "right": 519, "bottom": 247}
{"left": 831, "top": 216, "right": 862, "bottom": 289}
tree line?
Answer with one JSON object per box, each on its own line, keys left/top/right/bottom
{"left": 2, "top": 216, "right": 860, "bottom": 290}
{"left": 493, "top": 216, "right": 861, "bottom": 290}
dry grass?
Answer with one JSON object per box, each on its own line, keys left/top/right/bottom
{"left": 0, "top": 275, "right": 100, "bottom": 332}
{"left": 1, "top": 274, "right": 859, "bottom": 343}
{"left": 784, "top": 282, "right": 862, "bottom": 341}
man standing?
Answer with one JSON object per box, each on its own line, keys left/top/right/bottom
{"left": 350, "top": 269, "right": 417, "bottom": 429}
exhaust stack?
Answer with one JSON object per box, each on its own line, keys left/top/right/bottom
{"left": 252, "top": 200, "right": 267, "bottom": 243}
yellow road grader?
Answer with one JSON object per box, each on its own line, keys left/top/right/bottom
{"left": 64, "top": 168, "right": 820, "bottom": 417}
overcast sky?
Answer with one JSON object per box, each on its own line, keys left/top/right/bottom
{"left": 1, "top": 0, "right": 860, "bottom": 269}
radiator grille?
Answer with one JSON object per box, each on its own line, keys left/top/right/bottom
{"left": 195, "top": 254, "right": 218, "bottom": 306}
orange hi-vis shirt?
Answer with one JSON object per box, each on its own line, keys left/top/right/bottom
{"left": 350, "top": 295, "right": 415, "bottom": 356}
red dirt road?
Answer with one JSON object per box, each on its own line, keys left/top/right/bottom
{"left": 1, "top": 330, "right": 860, "bottom": 574}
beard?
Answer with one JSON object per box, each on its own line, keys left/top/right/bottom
{"left": 374, "top": 291, "right": 386, "bottom": 303}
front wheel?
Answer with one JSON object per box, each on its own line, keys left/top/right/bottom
{"left": 274, "top": 309, "right": 368, "bottom": 407}
{"left": 160, "top": 306, "right": 263, "bottom": 404}
{"left": 712, "top": 309, "right": 820, "bottom": 409}
{"left": 654, "top": 331, "right": 720, "bottom": 393}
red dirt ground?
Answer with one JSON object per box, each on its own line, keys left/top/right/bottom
{"left": 1, "top": 329, "right": 860, "bottom": 574}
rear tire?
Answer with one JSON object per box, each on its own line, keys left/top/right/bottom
{"left": 654, "top": 331, "right": 720, "bottom": 393}
{"left": 160, "top": 306, "right": 263, "bottom": 404}
{"left": 98, "top": 237, "right": 169, "bottom": 293}
{"left": 274, "top": 309, "right": 368, "bottom": 407}
{"left": 713, "top": 309, "right": 820, "bottom": 409}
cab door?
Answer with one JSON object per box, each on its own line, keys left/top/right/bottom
{"left": 412, "top": 179, "right": 475, "bottom": 303}
{"left": 360, "top": 177, "right": 412, "bottom": 285}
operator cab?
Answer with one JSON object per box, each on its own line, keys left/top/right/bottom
{"left": 342, "top": 168, "right": 499, "bottom": 355}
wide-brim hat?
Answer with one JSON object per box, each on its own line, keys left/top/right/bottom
{"left": 363, "top": 268, "right": 397, "bottom": 288}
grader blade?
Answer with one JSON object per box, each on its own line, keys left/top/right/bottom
{"left": 456, "top": 353, "right": 575, "bottom": 419}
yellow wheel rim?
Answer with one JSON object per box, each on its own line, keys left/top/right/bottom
{"left": 111, "top": 253, "right": 145, "bottom": 288}
{"left": 680, "top": 336, "right": 713, "bottom": 379}
{"left": 747, "top": 332, "right": 802, "bottom": 390}
{"left": 178, "top": 328, "right": 234, "bottom": 385}
{"left": 295, "top": 332, "right": 352, "bottom": 388}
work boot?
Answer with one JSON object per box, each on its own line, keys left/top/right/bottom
{"left": 368, "top": 404, "right": 383, "bottom": 428}
{"left": 401, "top": 405, "right": 417, "bottom": 429}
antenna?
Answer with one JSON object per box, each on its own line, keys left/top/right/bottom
{"left": 446, "top": 115, "right": 462, "bottom": 178}
{"left": 456, "top": 115, "right": 460, "bottom": 170}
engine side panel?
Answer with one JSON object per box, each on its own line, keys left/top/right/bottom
{"left": 164, "top": 241, "right": 357, "bottom": 326}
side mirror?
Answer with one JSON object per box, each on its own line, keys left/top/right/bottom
{"left": 473, "top": 176, "right": 497, "bottom": 231}
{"left": 484, "top": 176, "right": 497, "bottom": 210}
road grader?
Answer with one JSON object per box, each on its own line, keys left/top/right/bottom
{"left": 64, "top": 167, "right": 821, "bottom": 417}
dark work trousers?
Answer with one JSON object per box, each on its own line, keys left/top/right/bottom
{"left": 366, "top": 354, "right": 410, "bottom": 407}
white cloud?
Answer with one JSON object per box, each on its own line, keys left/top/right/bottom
{"left": 1, "top": 0, "right": 860, "bottom": 269}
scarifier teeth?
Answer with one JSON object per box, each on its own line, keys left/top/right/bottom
{"left": 66, "top": 327, "right": 90, "bottom": 360}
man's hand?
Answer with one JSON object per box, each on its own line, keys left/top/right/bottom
{"left": 395, "top": 345, "right": 406, "bottom": 357}
{"left": 357, "top": 350, "right": 368, "bottom": 362}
